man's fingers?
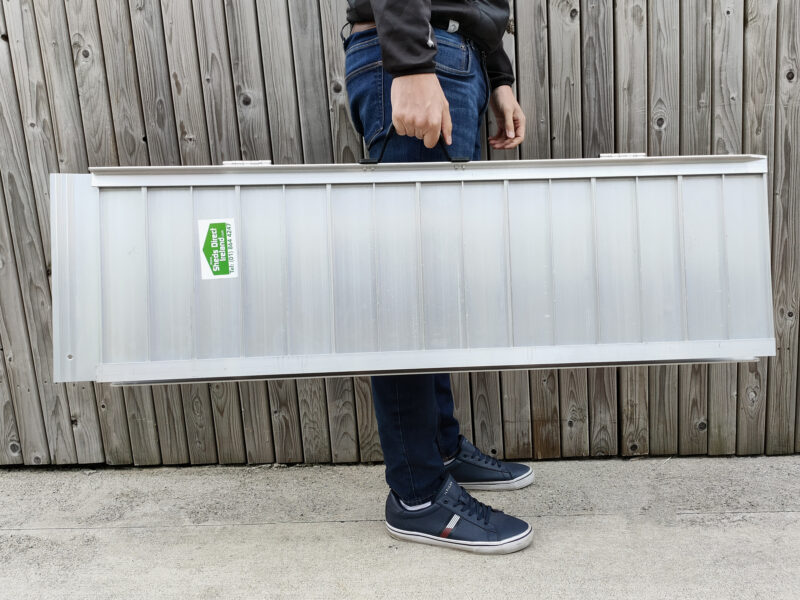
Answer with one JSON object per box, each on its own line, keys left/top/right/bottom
{"left": 503, "top": 108, "right": 515, "bottom": 138}
{"left": 516, "top": 112, "right": 526, "bottom": 142}
{"left": 423, "top": 122, "right": 440, "bottom": 148}
{"left": 394, "top": 117, "right": 407, "bottom": 137}
{"left": 441, "top": 105, "right": 453, "bottom": 146}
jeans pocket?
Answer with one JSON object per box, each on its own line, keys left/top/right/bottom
{"left": 345, "top": 61, "right": 385, "bottom": 147}
{"left": 434, "top": 39, "right": 472, "bottom": 76}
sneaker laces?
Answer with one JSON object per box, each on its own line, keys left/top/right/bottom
{"left": 454, "top": 488, "right": 493, "bottom": 526}
{"left": 469, "top": 447, "right": 502, "bottom": 469}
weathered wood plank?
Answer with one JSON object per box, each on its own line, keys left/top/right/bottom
{"left": 580, "top": 0, "right": 613, "bottom": 158}
{"left": 619, "top": 366, "right": 648, "bottom": 456}
{"left": 66, "top": 381, "right": 104, "bottom": 463}
{"left": 180, "top": 383, "right": 218, "bottom": 464}
{"left": 296, "top": 378, "right": 331, "bottom": 463}
{"left": 64, "top": 0, "right": 117, "bottom": 167}
{"left": 708, "top": 0, "right": 744, "bottom": 456}
{"left": 94, "top": 383, "right": 133, "bottom": 465}
{"left": 769, "top": 0, "right": 800, "bottom": 454}
{"left": 488, "top": 0, "right": 519, "bottom": 161}
{"left": 450, "top": 372, "right": 473, "bottom": 443}
{"left": 530, "top": 369, "right": 560, "bottom": 459}
{"left": 238, "top": 381, "right": 275, "bottom": 464}
{"left": 548, "top": 0, "right": 582, "bottom": 158}
{"left": 122, "top": 386, "right": 161, "bottom": 465}
{"left": 679, "top": 364, "right": 709, "bottom": 455}
{"left": 193, "top": 0, "right": 240, "bottom": 164}
{"left": 287, "top": 0, "right": 332, "bottom": 164}
{"left": 738, "top": 0, "right": 777, "bottom": 455}
{"left": 128, "top": 0, "right": 181, "bottom": 166}
{"left": 2, "top": 0, "right": 77, "bottom": 465}
{"left": 268, "top": 379, "right": 303, "bottom": 463}
{"left": 209, "top": 382, "right": 246, "bottom": 464}
{"left": 0, "top": 335, "right": 23, "bottom": 465}
{"left": 151, "top": 385, "right": 189, "bottom": 465}
{"left": 515, "top": 0, "right": 550, "bottom": 159}
{"left": 647, "top": 0, "right": 680, "bottom": 156}
{"left": 588, "top": 366, "right": 617, "bottom": 456}
{"left": 646, "top": 0, "right": 680, "bottom": 456}
{"left": 319, "top": 0, "right": 363, "bottom": 164}
{"left": 96, "top": 1, "right": 148, "bottom": 166}
{"left": 223, "top": 0, "right": 272, "bottom": 161}
{"left": 160, "top": 0, "right": 211, "bottom": 165}
{"left": 559, "top": 368, "right": 589, "bottom": 457}
{"left": 500, "top": 371, "right": 532, "bottom": 459}
{"left": 471, "top": 372, "right": 504, "bottom": 459}
{"left": 679, "top": 0, "right": 712, "bottom": 455}
{"left": 3, "top": 0, "right": 58, "bottom": 261}
{"left": 648, "top": 364, "right": 678, "bottom": 455}
{"left": 353, "top": 376, "right": 382, "bottom": 462}
{"left": 325, "top": 377, "right": 359, "bottom": 463}
{"left": 256, "top": 0, "right": 301, "bottom": 164}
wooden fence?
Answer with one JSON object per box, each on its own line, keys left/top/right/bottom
{"left": 0, "top": 0, "right": 797, "bottom": 467}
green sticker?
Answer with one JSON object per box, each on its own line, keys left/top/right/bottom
{"left": 198, "top": 218, "right": 237, "bottom": 279}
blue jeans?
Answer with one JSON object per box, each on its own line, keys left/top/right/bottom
{"left": 344, "top": 27, "right": 489, "bottom": 504}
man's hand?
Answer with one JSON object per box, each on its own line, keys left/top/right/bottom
{"left": 489, "top": 85, "right": 525, "bottom": 150}
{"left": 391, "top": 73, "right": 453, "bottom": 149}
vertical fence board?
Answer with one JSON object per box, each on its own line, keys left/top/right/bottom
{"left": 500, "top": 371, "right": 533, "bottom": 459}
{"left": 180, "top": 383, "right": 218, "bottom": 464}
{"left": 548, "top": 0, "right": 582, "bottom": 158}
{"left": 619, "top": 367, "right": 649, "bottom": 455}
{"left": 325, "top": 377, "right": 359, "bottom": 463}
{"left": 209, "top": 381, "right": 246, "bottom": 464}
{"left": 471, "top": 372, "right": 504, "bottom": 458}
{"left": 488, "top": 0, "right": 519, "bottom": 160}
{"left": 559, "top": 368, "right": 589, "bottom": 456}
{"left": 737, "top": 0, "right": 777, "bottom": 455}
{"left": 530, "top": 370, "right": 561, "bottom": 459}
{"left": 516, "top": 0, "right": 550, "bottom": 160}
{"left": 296, "top": 378, "right": 331, "bottom": 463}
{"left": 193, "top": 0, "right": 240, "bottom": 164}
{"left": 354, "top": 376, "right": 382, "bottom": 462}
{"left": 223, "top": 0, "right": 272, "bottom": 161}
{"left": 580, "top": 0, "right": 613, "bottom": 158}
{"left": 239, "top": 381, "right": 275, "bottom": 464}
{"left": 588, "top": 365, "right": 616, "bottom": 456}
{"left": 151, "top": 385, "right": 189, "bottom": 465}
{"left": 94, "top": 383, "right": 133, "bottom": 465}
{"left": 769, "top": 0, "right": 800, "bottom": 455}
{"left": 123, "top": 386, "right": 161, "bottom": 465}
{"left": 0, "top": 331, "right": 23, "bottom": 465}
{"left": 679, "top": 0, "right": 712, "bottom": 455}
{"left": 647, "top": 0, "right": 679, "bottom": 455}
{"left": 268, "top": 379, "right": 303, "bottom": 463}
{"left": 96, "top": 0, "right": 149, "bottom": 167}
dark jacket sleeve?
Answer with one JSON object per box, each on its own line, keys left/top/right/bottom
{"left": 369, "top": 0, "right": 437, "bottom": 76}
{"left": 485, "top": 45, "right": 515, "bottom": 89}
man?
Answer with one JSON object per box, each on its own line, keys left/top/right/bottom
{"left": 343, "top": 0, "right": 531, "bottom": 554}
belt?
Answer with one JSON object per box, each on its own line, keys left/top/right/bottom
{"left": 351, "top": 21, "right": 376, "bottom": 34}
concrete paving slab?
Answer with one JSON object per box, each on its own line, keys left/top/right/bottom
{"left": 1, "top": 456, "right": 799, "bottom": 599}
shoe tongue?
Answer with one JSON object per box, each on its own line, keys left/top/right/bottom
{"left": 436, "top": 474, "right": 464, "bottom": 504}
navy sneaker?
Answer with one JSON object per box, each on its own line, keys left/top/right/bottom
{"left": 445, "top": 436, "right": 535, "bottom": 491}
{"left": 385, "top": 474, "right": 532, "bottom": 554}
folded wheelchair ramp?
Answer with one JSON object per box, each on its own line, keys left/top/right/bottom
{"left": 51, "top": 155, "right": 775, "bottom": 384}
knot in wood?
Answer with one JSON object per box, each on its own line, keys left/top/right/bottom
{"left": 788, "top": 70, "right": 795, "bottom": 82}
{"left": 82, "top": 48, "right": 90, "bottom": 58}
{"left": 9, "top": 442, "right": 20, "bottom": 455}
{"left": 569, "top": 8, "right": 578, "bottom": 19}
{"left": 331, "top": 81, "right": 343, "bottom": 94}
{"left": 697, "top": 420, "right": 707, "bottom": 431}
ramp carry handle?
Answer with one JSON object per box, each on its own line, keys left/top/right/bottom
{"left": 359, "top": 124, "right": 470, "bottom": 164}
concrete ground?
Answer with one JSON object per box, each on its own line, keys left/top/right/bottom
{"left": 1, "top": 456, "right": 799, "bottom": 599}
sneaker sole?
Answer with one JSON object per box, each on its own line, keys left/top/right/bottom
{"left": 386, "top": 522, "right": 533, "bottom": 555}
{"left": 458, "top": 467, "right": 535, "bottom": 491}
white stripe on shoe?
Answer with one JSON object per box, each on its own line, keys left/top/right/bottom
{"left": 457, "top": 467, "right": 535, "bottom": 491}
{"left": 386, "top": 522, "right": 533, "bottom": 555}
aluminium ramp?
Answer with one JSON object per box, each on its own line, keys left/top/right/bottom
{"left": 51, "top": 155, "right": 775, "bottom": 384}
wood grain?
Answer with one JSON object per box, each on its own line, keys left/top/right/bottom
{"left": 180, "top": 383, "right": 218, "bottom": 464}
{"left": 296, "top": 378, "right": 331, "bottom": 463}
{"left": 500, "top": 371, "right": 532, "bottom": 459}
{"left": 679, "top": 363, "right": 709, "bottom": 454}
{"left": 548, "top": 0, "right": 582, "bottom": 158}
{"left": 470, "top": 372, "right": 504, "bottom": 459}
{"left": 580, "top": 0, "right": 613, "bottom": 158}
{"left": 96, "top": 1, "right": 149, "bottom": 166}
{"left": 0, "top": 339, "right": 23, "bottom": 465}
{"left": 588, "top": 366, "right": 617, "bottom": 456}
{"left": 648, "top": 364, "right": 678, "bottom": 455}
{"left": 325, "top": 377, "right": 359, "bottom": 463}
{"left": 488, "top": 0, "right": 519, "bottom": 161}
{"left": 122, "top": 385, "right": 161, "bottom": 465}
{"left": 768, "top": 0, "right": 800, "bottom": 454}
{"left": 151, "top": 385, "right": 189, "bottom": 464}
{"left": 223, "top": 0, "right": 272, "bottom": 161}
{"left": 530, "top": 369, "right": 560, "bottom": 458}
{"left": 558, "top": 368, "right": 589, "bottom": 457}
{"left": 450, "top": 372, "right": 473, "bottom": 442}
{"left": 738, "top": 0, "right": 777, "bottom": 455}
{"left": 268, "top": 379, "right": 303, "bottom": 463}
{"left": 353, "top": 376, "right": 382, "bottom": 462}
{"left": 193, "top": 0, "right": 240, "bottom": 164}
{"left": 619, "top": 366, "right": 648, "bottom": 456}
{"left": 209, "top": 382, "right": 246, "bottom": 464}
{"left": 647, "top": 0, "right": 680, "bottom": 156}
{"left": 238, "top": 381, "right": 275, "bottom": 464}
{"left": 94, "top": 383, "right": 133, "bottom": 465}
{"left": 515, "top": 0, "right": 550, "bottom": 160}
